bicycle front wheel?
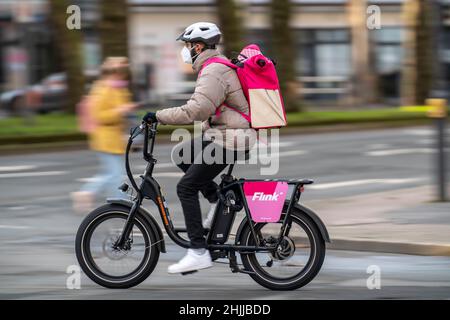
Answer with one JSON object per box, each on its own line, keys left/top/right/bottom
{"left": 75, "top": 204, "right": 160, "bottom": 289}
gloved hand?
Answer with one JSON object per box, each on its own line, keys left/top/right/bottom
{"left": 143, "top": 111, "right": 158, "bottom": 123}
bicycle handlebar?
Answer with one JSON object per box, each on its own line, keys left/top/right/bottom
{"left": 125, "top": 121, "right": 159, "bottom": 196}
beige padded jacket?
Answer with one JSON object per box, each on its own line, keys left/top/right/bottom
{"left": 156, "top": 49, "right": 256, "bottom": 150}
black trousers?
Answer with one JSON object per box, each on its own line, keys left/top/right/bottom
{"left": 174, "top": 138, "right": 228, "bottom": 248}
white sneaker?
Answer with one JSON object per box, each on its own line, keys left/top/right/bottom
{"left": 202, "top": 202, "right": 217, "bottom": 229}
{"left": 167, "top": 249, "right": 213, "bottom": 274}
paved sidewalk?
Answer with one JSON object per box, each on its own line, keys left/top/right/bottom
{"left": 305, "top": 185, "right": 450, "bottom": 256}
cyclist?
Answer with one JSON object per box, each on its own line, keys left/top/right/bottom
{"left": 143, "top": 22, "right": 255, "bottom": 274}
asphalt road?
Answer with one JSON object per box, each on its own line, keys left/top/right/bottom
{"left": 0, "top": 126, "right": 449, "bottom": 299}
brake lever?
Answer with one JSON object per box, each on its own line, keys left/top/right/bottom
{"left": 130, "top": 124, "right": 145, "bottom": 140}
{"left": 140, "top": 120, "right": 158, "bottom": 130}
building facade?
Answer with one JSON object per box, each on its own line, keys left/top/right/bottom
{"left": 0, "top": 0, "right": 100, "bottom": 93}
{"left": 0, "top": 0, "right": 52, "bottom": 92}
{"left": 1, "top": 0, "right": 449, "bottom": 107}
{"left": 128, "top": 0, "right": 450, "bottom": 106}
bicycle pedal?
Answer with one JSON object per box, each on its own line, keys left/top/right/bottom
{"left": 181, "top": 270, "right": 198, "bottom": 276}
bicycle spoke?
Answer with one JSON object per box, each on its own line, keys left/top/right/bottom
{"left": 248, "top": 218, "right": 313, "bottom": 280}
{"left": 88, "top": 217, "right": 148, "bottom": 277}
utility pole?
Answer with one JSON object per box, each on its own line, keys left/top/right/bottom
{"left": 426, "top": 0, "right": 448, "bottom": 202}
{"left": 427, "top": 98, "right": 448, "bottom": 202}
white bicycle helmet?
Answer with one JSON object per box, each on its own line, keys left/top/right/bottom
{"left": 176, "top": 22, "right": 221, "bottom": 46}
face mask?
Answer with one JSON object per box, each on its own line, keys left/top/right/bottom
{"left": 180, "top": 46, "right": 201, "bottom": 64}
{"left": 180, "top": 46, "right": 193, "bottom": 64}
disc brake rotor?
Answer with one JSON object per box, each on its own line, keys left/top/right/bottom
{"left": 102, "top": 236, "right": 130, "bottom": 260}
{"left": 270, "top": 236, "right": 296, "bottom": 261}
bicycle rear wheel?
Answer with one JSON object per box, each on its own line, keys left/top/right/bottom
{"left": 238, "top": 208, "right": 325, "bottom": 290}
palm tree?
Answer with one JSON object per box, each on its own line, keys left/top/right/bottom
{"left": 215, "top": 0, "right": 244, "bottom": 58}
{"left": 401, "top": 0, "right": 434, "bottom": 106}
{"left": 48, "top": 0, "right": 85, "bottom": 113}
{"left": 99, "top": 0, "right": 129, "bottom": 58}
{"left": 270, "top": 0, "right": 300, "bottom": 112}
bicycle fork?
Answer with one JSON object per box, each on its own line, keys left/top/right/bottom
{"left": 114, "top": 196, "right": 143, "bottom": 249}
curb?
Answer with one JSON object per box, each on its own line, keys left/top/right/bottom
{"left": 0, "top": 132, "right": 86, "bottom": 145}
{"left": 327, "top": 238, "right": 450, "bottom": 257}
{"left": 243, "top": 229, "right": 450, "bottom": 257}
{"left": 262, "top": 229, "right": 450, "bottom": 256}
{"left": 0, "top": 141, "right": 88, "bottom": 155}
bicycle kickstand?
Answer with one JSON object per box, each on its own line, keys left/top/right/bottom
{"left": 228, "top": 250, "right": 240, "bottom": 273}
{"left": 228, "top": 250, "right": 254, "bottom": 275}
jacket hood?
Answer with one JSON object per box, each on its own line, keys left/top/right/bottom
{"left": 192, "top": 49, "right": 223, "bottom": 73}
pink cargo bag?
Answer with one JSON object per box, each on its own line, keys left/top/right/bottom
{"left": 243, "top": 181, "right": 289, "bottom": 223}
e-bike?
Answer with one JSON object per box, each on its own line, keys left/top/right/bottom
{"left": 75, "top": 121, "right": 330, "bottom": 290}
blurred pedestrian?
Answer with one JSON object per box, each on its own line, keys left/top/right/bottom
{"left": 72, "top": 57, "right": 137, "bottom": 213}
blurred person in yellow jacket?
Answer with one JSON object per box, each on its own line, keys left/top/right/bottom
{"left": 72, "top": 57, "right": 137, "bottom": 213}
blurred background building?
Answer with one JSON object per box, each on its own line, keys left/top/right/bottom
{"left": 0, "top": 0, "right": 449, "bottom": 111}
{"left": 0, "top": 0, "right": 51, "bottom": 92}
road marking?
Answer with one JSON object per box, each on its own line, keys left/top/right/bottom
{"left": 0, "top": 225, "right": 31, "bottom": 230}
{"left": 6, "top": 206, "right": 27, "bottom": 211}
{"left": 77, "top": 177, "right": 100, "bottom": 183}
{"left": 77, "top": 175, "right": 130, "bottom": 183}
{"left": 131, "top": 172, "right": 184, "bottom": 179}
{"left": 151, "top": 172, "right": 184, "bottom": 178}
{"left": 0, "top": 165, "right": 37, "bottom": 172}
{"left": 258, "top": 150, "right": 308, "bottom": 158}
{"left": 402, "top": 129, "right": 433, "bottom": 136}
{"left": 365, "top": 148, "right": 434, "bottom": 156}
{"left": 417, "top": 139, "right": 433, "bottom": 145}
{"left": 403, "top": 128, "right": 450, "bottom": 136}
{"left": 257, "top": 141, "right": 297, "bottom": 147}
{"left": 137, "top": 146, "right": 301, "bottom": 170}
{"left": 0, "top": 171, "right": 66, "bottom": 179}
{"left": 136, "top": 150, "right": 308, "bottom": 169}
{"left": 111, "top": 228, "right": 144, "bottom": 237}
{"left": 310, "top": 177, "right": 424, "bottom": 190}
{"left": 366, "top": 144, "right": 390, "bottom": 150}
{"left": 137, "top": 162, "right": 175, "bottom": 170}
{"left": 156, "top": 162, "right": 177, "bottom": 168}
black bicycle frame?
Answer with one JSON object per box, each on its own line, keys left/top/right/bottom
{"left": 116, "top": 121, "right": 313, "bottom": 253}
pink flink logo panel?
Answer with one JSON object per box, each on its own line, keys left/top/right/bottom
{"left": 243, "top": 181, "right": 289, "bottom": 223}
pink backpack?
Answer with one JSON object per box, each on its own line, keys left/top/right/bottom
{"left": 201, "top": 44, "right": 287, "bottom": 129}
